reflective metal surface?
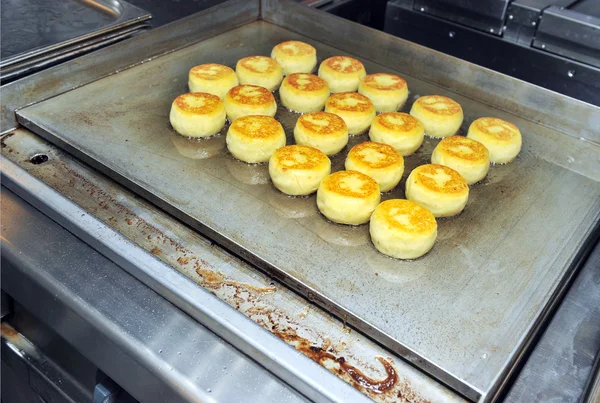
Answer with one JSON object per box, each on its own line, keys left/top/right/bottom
{"left": 0, "top": 0, "right": 151, "bottom": 74}
{"left": 4, "top": 115, "right": 596, "bottom": 402}
{"left": 0, "top": 187, "right": 310, "bottom": 403}
{"left": 581, "top": 352, "right": 600, "bottom": 403}
{"left": 2, "top": 129, "right": 460, "bottom": 403}
{"left": 5, "top": 301, "right": 100, "bottom": 401}
{"left": 125, "top": 0, "right": 228, "bottom": 28}
{"left": 1, "top": 322, "right": 91, "bottom": 403}
{"left": 504, "top": 241, "right": 600, "bottom": 402}
{"left": 1, "top": 24, "right": 150, "bottom": 83}
{"left": 14, "top": 13, "right": 600, "bottom": 402}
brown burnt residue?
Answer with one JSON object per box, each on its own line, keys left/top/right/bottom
{"left": 196, "top": 267, "right": 275, "bottom": 294}
{"left": 339, "top": 356, "right": 397, "bottom": 394}
{"left": 0, "top": 133, "right": 16, "bottom": 153}
{"left": 297, "top": 305, "right": 311, "bottom": 319}
{"left": 151, "top": 246, "right": 162, "bottom": 256}
{"left": 276, "top": 330, "right": 397, "bottom": 395}
{"left": 196, "top": 267, "right": 224, "bottom": 288}
{"left": 1, "top": 323, "right": 19, "bottom": 342}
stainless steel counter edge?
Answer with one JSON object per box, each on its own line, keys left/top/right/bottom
{"left": 1, "top": 188, "right": 308, "bottom": 403}
{"left": 0, "top": 155, "right": 372, "bottom": 403}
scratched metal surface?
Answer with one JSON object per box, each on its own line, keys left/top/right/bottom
{"left": 15, "top": 20, "right": 600, "bottom": 401}
{"left": 1, "top": 128, "right": 464, "bottom": 403}
{"left": 504, "top": 241, "right": 600, "bottom": 402}
{"left": 0, "top": 0, "right": 150, "bottom": 67}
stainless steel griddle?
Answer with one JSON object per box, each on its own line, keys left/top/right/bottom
{"left": 12, "top": 1, "right": 600, "bottom": 401}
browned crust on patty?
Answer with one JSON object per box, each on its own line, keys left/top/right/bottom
{"left": 375, "top": 199, "right": 437, "bottom": 234}
{"left": 326, "top": 92, "right": 374, "bottom": 113}
{"left": 322, "top": 170, "right": 379, "bottom": 198}
{"left": 174, "top": 92, "right": 222, "bottom": 114}
{"left": 411, "top": 164, "right": 468, "bottom": 194}
{"left": 347, "top": 142, "right": 402, "bottom": 169}
{"left": 227, "top": 85, "right": 275, "bottom": 106}
{"left": 229, "top": 115, "right": 283, "bottom": 139}
{"left": 414, "top": 95, "right": 462, "bottom": 116}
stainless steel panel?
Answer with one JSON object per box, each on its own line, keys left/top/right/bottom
{"left": 385, "top": 0, "right": 600, "bottom": 107}
{"left": 532, "top": 5, "right": 600, "bottom": 68}
{"left": 1, "top": 24, "right": 150, "bottom": 83}
{"left": 582, "top": 352, "right": 600, "bottom": 403}
{"left": 0, "top": 0, "right": 151, "bottom": 71}
{"left": 504, "top": 241, "right": 600, "bottom": 402}
{"left": 413, "top": 0, "right": 509, "bottom": 35}
{"left": 1, "top": 323, "right": 92, "bottom": 403}
{"left": 0, "top": 186, "right": 312, "bottom": 403}
{"left": 15, "top": 15, "right": 600, "bottom": 402}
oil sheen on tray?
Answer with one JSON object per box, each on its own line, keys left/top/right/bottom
{"left": 16, "top": 21, "right": 600, "bottom": 398}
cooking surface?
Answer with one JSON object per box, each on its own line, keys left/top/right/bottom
{"left": 16, "top": 20, "right": 600, "bottom": 400}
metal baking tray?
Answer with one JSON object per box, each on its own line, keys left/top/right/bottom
{"left": 14, "top": 1, "right": 600, "bottom": 401}
{"left": 0, "top": 0, "right": 150, "bottom": 79}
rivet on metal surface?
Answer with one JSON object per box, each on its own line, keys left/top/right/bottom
{"left": 531, "top": 21, "right": 537, "bottom": 26}
{"left": 541, "top": 44, "right": 546, "bottom": 49}
{"left": 29, "top": 154, "right": 49, "bottom": 165}
{"left": 489, "top": 28, "right": 494, "bottom": 33}
{"left": 420, "top": 7, "right": 425, "bottom": 12}
{"left": 568, "top": 70, "right": 575, "bottom": 78}
{"left": 508, "top": 14, "right": 513, "bottom": 20}
{"left": 449, "top": 31, "right": 455, "bottom": 38}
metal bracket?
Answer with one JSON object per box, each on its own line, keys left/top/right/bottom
{"left": 93, "top": 372, "right": 123, "bottom": 403}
